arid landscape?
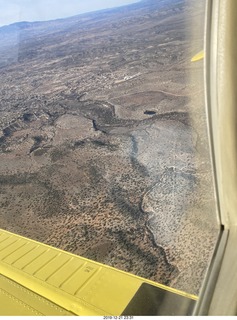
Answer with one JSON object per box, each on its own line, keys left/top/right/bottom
{"left": 0, "top": 0, "right": 219, "bottom": 295}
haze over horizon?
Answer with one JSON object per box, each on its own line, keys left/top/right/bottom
{"left": 0, "top": 0, "right": 140, "bottom": 27}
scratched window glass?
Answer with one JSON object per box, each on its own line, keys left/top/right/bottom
{"left": 0, "top": 0, "right": 219, "bottom": 295}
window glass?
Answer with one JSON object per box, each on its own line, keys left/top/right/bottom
{"left": 0, "top": 0, "right": 219, "bottom": 296}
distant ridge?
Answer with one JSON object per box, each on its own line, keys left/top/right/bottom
{"left": 0, "top": 0, "right": 144, "bottom": 30}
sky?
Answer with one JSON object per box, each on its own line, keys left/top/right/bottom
{"left": 0, "top": 0, "right": 139, "bottom": 27}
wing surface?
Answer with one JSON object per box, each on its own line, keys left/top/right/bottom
{"left": 0, "top": 229, "right": 197, "bottom": 315}
{"left": 191, "top": 50, "right": 204, "bottom": 62}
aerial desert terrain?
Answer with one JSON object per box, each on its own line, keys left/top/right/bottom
{"left": 0, "top": 0, "right": 219, "bottom": 295}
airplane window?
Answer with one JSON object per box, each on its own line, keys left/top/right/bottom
{"left": 0, "top": 0, "right": 219, "bottom": 299}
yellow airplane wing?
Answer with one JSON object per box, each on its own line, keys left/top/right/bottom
{"left": 0, "top": 228, "right": 197, "bottom": 316}
{"left": 191, "top": 50, "right": 204, "bottom": 62}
